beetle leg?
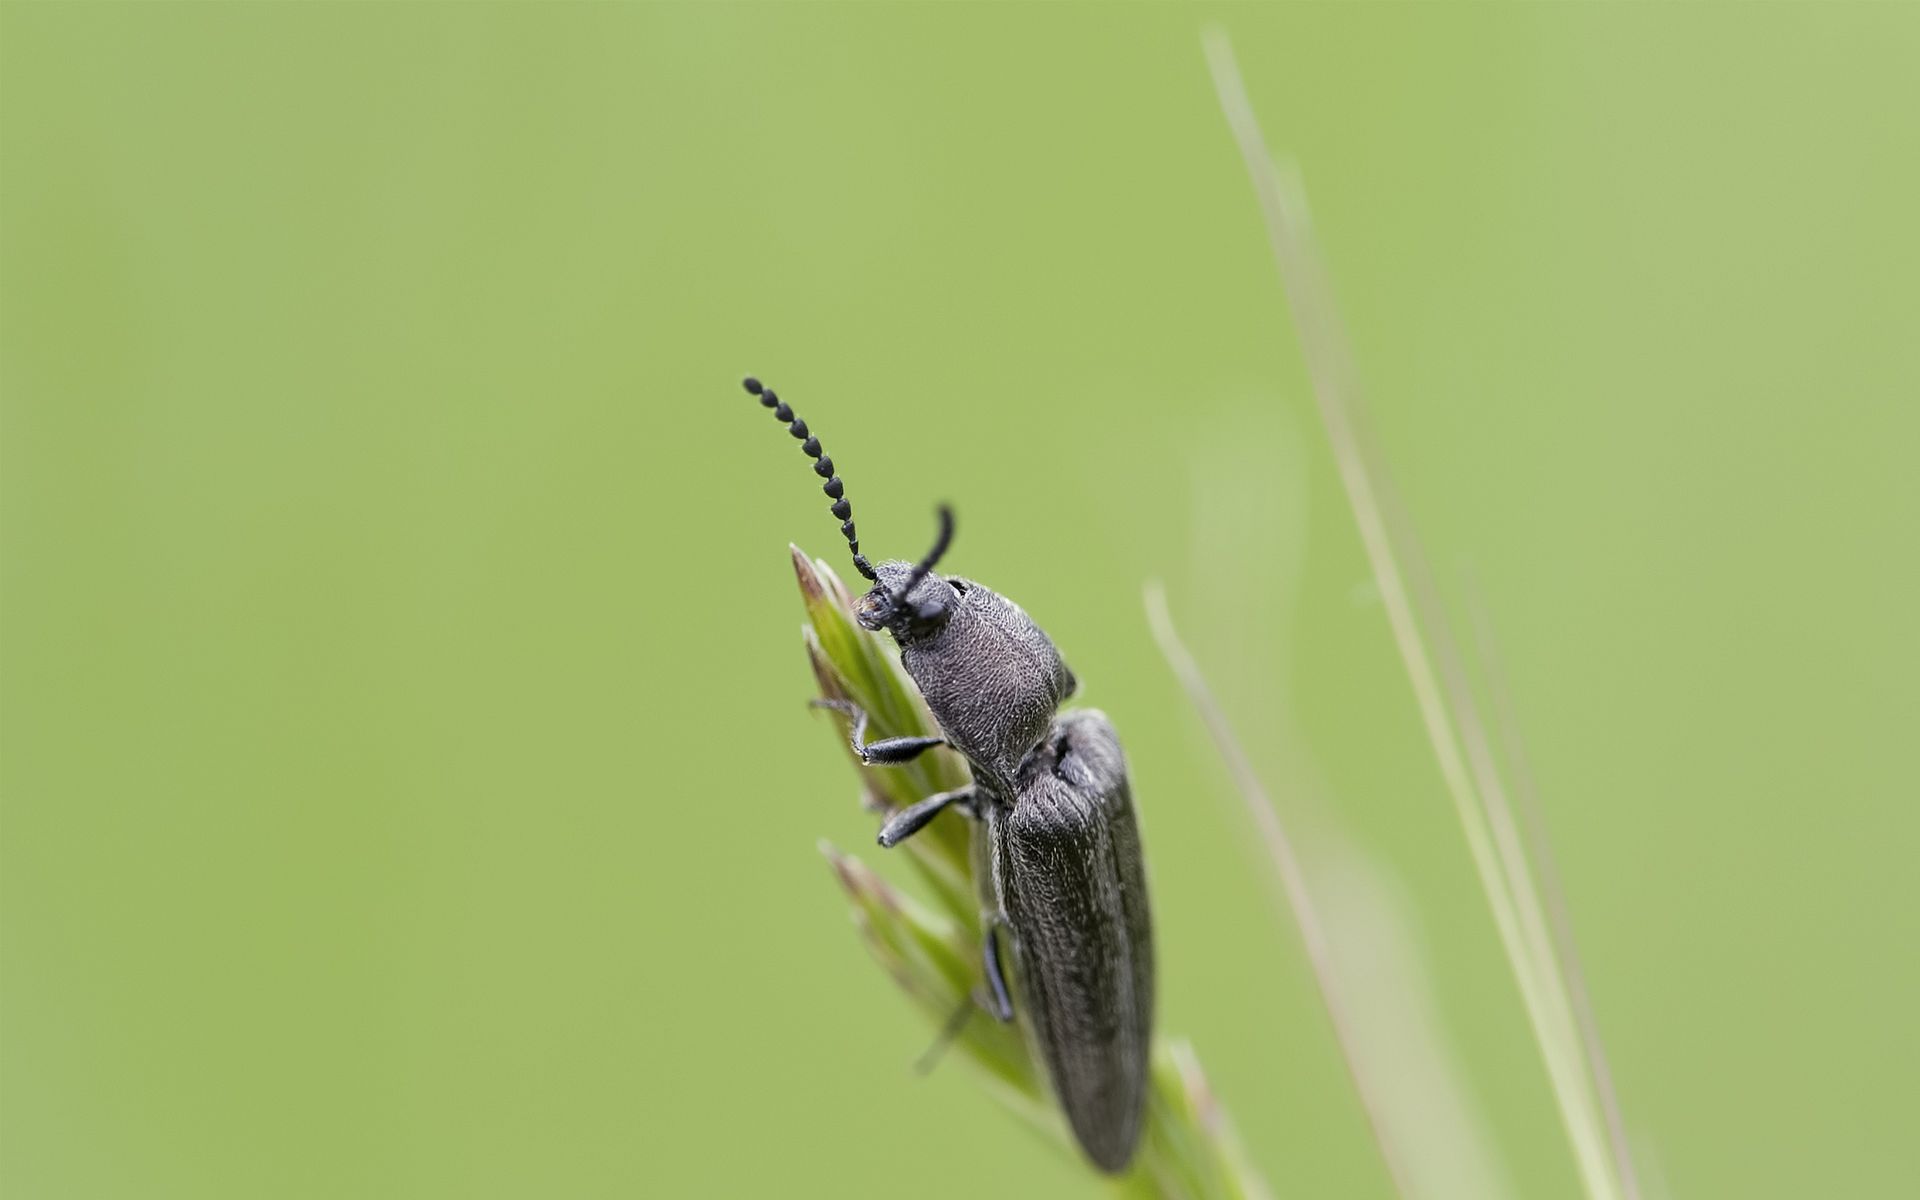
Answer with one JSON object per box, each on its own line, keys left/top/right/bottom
{"left": 810, "top": 699, "right": 946, "bottom": 764}
{"left": 876, "top": 786, "right": 977, "bottom": 848}
{"left": 912, "top": 923, "right": 1016, "bottom": 1074}
{"left": 982, "top": 919, "right": 1015, "bottom": 1023}
{"left": 912, "top": 993, "right": 978, "bottom": 1076}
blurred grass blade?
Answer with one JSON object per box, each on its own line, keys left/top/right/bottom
{"left": 1140, "top": 1041, "right": 1276, "bottom": 1200}
{"left": 797, "top": 549, "right": 1270, "bottom": 1198}
{"left": 1203, "top": 25, "right": 1635, "bottom": 1200}
{"left": 1464, "top": 581, "right": 1644, "bottom": 1199}
{"left": 1314, "top": 850, "right": 1518, "bottom": 1200}
{"left": 1149, "top": 573, "right": 1518, "bottom": 1199}
{"left": 1145, "top": 581, "right": 1413, "bottom": 1197}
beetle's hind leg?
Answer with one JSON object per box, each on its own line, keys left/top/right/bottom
{"left": 876, "top": 785, "right": 977, "bottom": 848}
{"left": 810, "top": 699, "right": 946, "bottom": 764}
{"left": 982, "top": 919, "right": 1015, "bottom": 1023}
{"left": 913, "top": 921, "right": 1014, "bottom": 1075}
{"left": 912, "top": 992, "right": 979, "bottom": 1076}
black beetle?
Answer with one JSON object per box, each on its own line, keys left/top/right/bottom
{"left": 743, "top": 377, "right": 1154, "bottom": 1173}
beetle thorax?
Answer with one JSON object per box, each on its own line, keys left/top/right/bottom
{"left": 895, "top": 578, "right": 1074, "bottom": 782}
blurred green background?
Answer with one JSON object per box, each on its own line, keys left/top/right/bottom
{"left": 4, "top": 4, "right": 1916, "bottom": 1198}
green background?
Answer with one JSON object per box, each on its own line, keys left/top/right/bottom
{"left": 4, "top": 4, "right": 1915, "bottom": 1197}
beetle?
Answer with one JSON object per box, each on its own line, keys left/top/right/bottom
{"left": 741, "top": 376, "right": 1154, "bottom": 1173}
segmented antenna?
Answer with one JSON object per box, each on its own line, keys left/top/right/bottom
{"left": 894, "top": 504, "right": 955, "bottom": 614}
{"left": 742, "top": 377, "right": 877, "bottom": 581}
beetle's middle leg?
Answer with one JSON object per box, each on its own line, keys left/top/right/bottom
{"left": 876, "top": 785, "right": 977, "bottom": 848}
{"left": 810, "top": 699, "right": 946, "bottom": 764}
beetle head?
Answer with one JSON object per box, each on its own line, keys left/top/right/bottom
{"left": 853, "top": 506, "right": 960, "bottom": 642}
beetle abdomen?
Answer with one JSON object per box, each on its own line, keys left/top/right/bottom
{"left": 995, "top": 710, "right": 1154, "bottom": 1173}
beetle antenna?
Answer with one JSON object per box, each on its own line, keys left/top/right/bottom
{"left": 742, "top": 376, "right": 876, "bottom": 581}
{"left": 892, "top": 504, "right": 955, "bottom": 609}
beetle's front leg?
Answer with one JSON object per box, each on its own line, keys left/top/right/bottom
{"left": 876, "top": 785, "right": 977, "bottom": 848}
{"left": 810, "top": 699, "right": 946, "bottom": 764}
